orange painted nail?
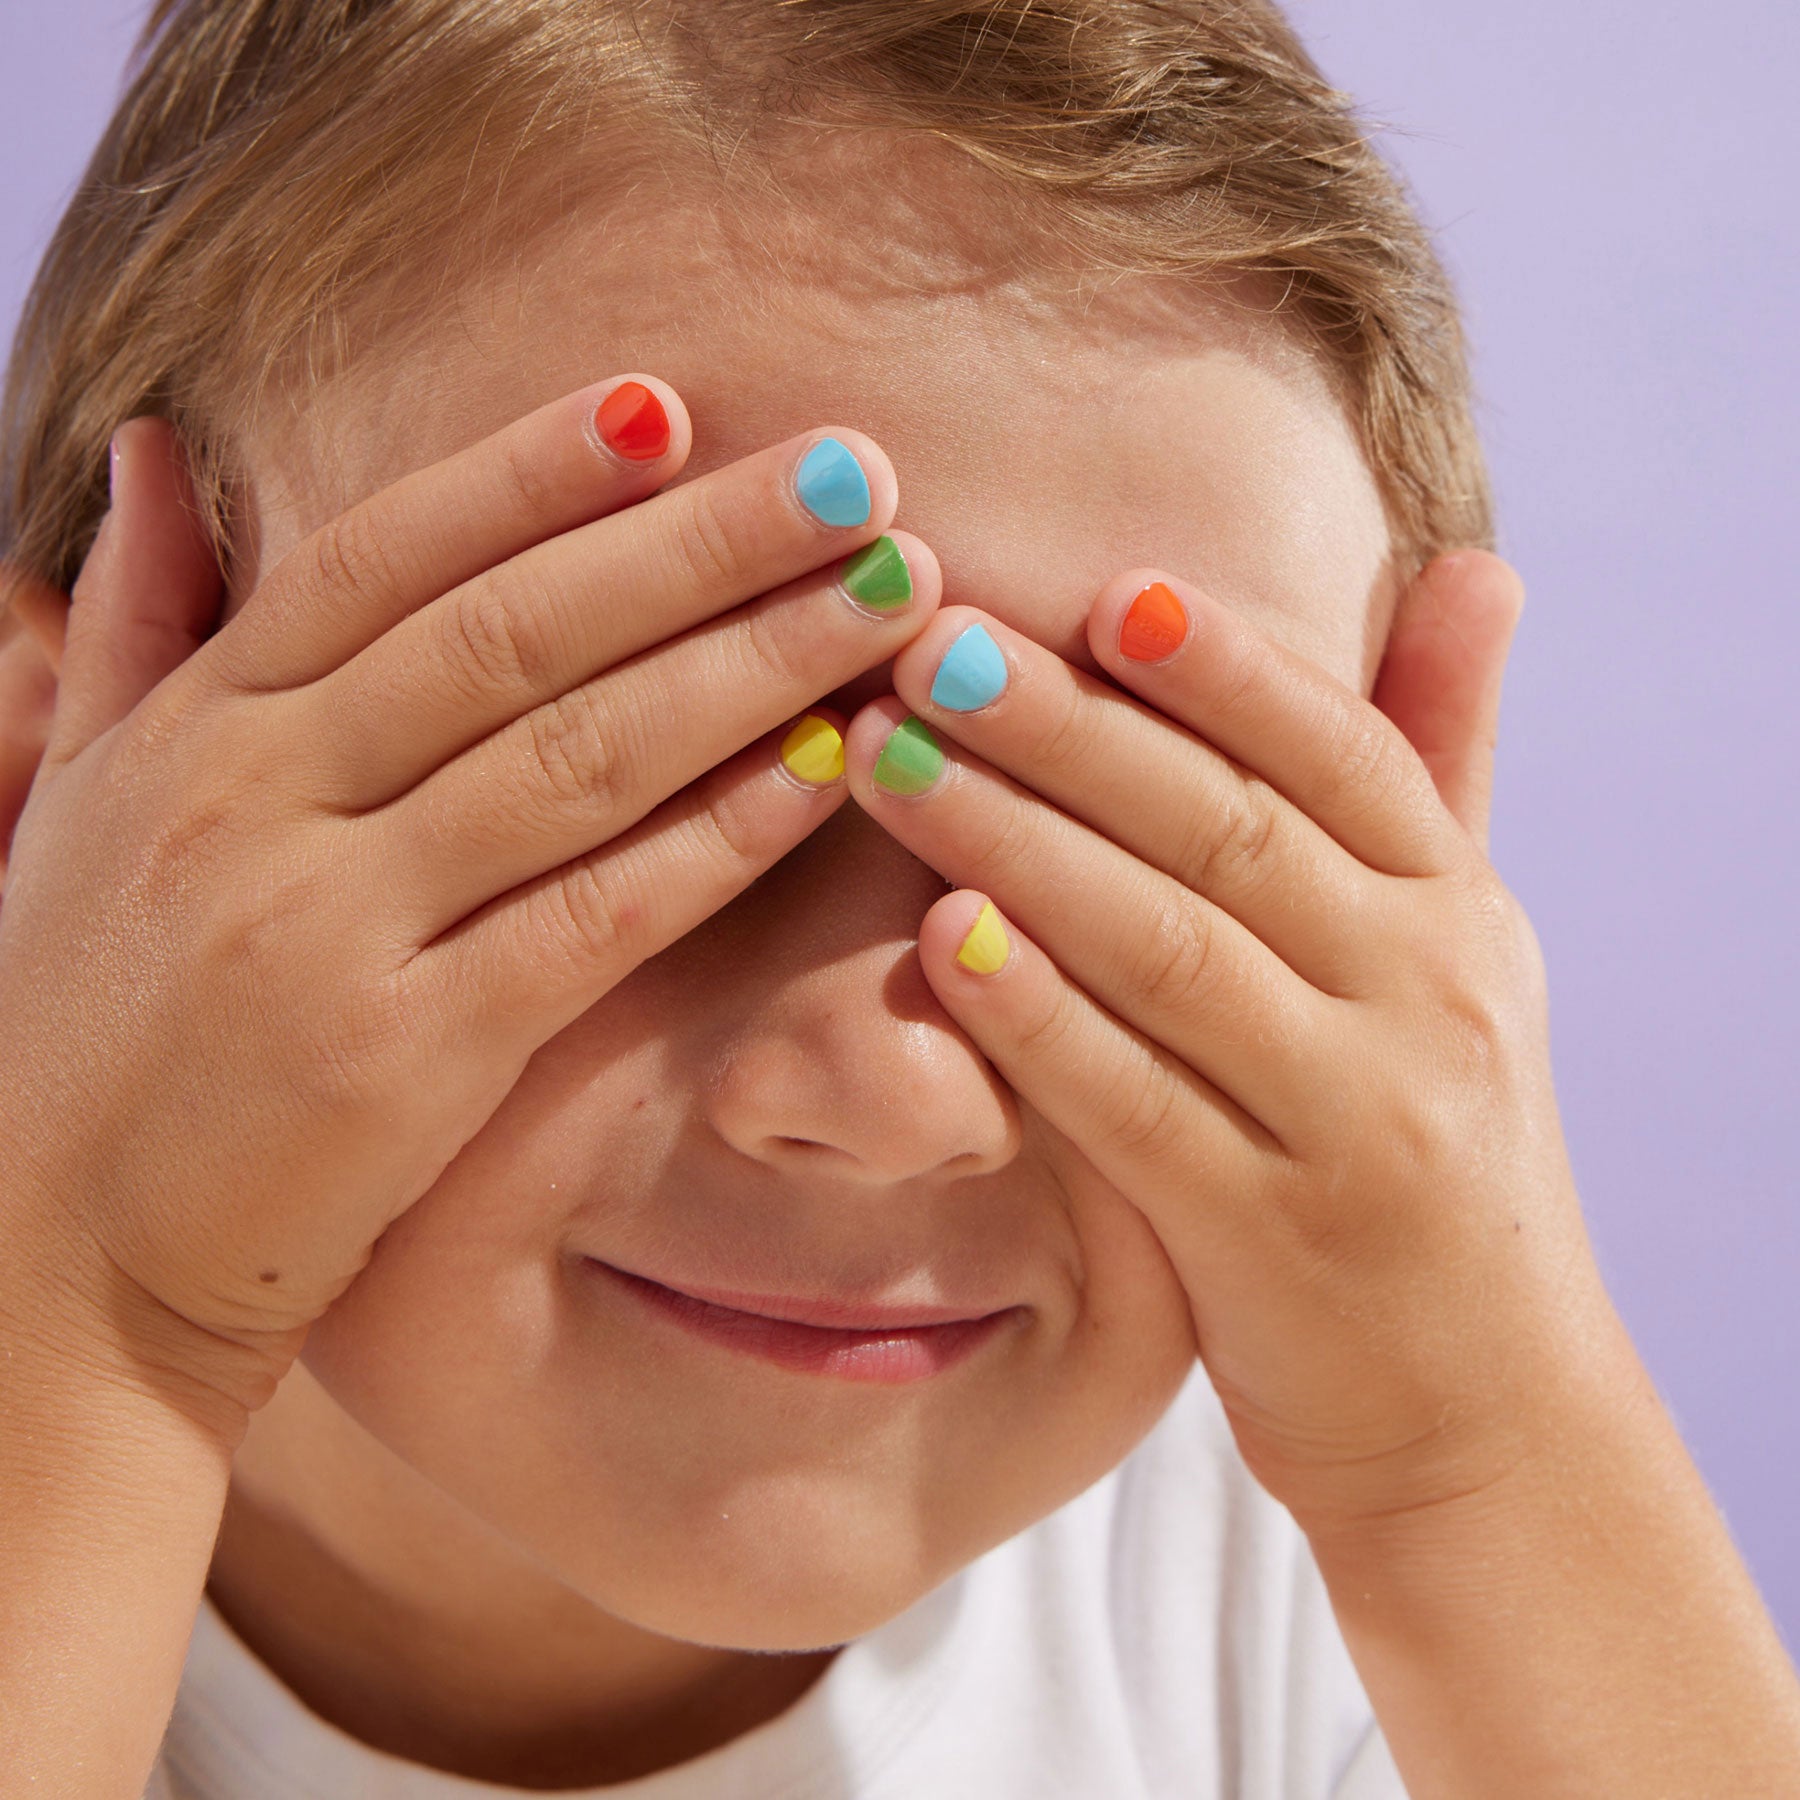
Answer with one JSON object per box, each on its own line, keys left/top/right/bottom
{"left": 1119, "top": 581, "right": 1189, "bottom": 662}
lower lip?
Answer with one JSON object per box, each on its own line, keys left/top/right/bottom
{"left": 586, "top": 1261, "right": 1016, "bottom": 1385}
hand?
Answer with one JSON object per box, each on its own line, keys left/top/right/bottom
{"left": 0, "top": 383, "right": 938, "bottom": 1434}
{"left": 845, "top": 561, "right": 1624, "bottom": 1535}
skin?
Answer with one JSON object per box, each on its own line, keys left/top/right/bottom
{"left": 6, "top": 150, "right": 1798, "bottom": 1799}
{"left": 185, "top": 185, "right": 1400, "bottom": 1783}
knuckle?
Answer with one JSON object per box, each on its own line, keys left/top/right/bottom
{"left": 1029, "top": 681, "right": 1090, "bottom": 783}
{"left": 1180, "top": 777, "right": 1280, "bottom": 896}
{"left": 692, "top": 782, "right": 770, "bottom": 868}
{"left": 1315, "top": 709, "right": 1406, "bottom": 831}
{"left": 1436, "top": 982, "right": 1508, "bottom": 1086}
{"left": 304, "top": 504, "right": 405, "bottom": 608}
{"left": 737, "top": 596, "right": 811, "bottom": 691}
{"left": 964, "top": 798, "right": 1053, "bottom": 887}
{"left": 670, "top": 485, "right": 749, "bottom": 593}
{"left": 524, "top": 685, "right": 624, "bottom": 810}
{"left": 1202, "top": 646, "right": 1265, "bottom": 730}
{"left": 546, "top": 858, "right": 631, "bottom": 970}
{"left": 1101, "top": 1060, "right": 1187, "bottom": 1168}
{"left": 1122, "top": 896, "right": 1219, "bottom": 1017}
{"left": 1010, "top": 980, "right": 1083, "bottom": 1066}
{"left": 444, "top": 573, "right": 555, "bottom": 699}
{"left": 495, "top": 434, "right": 557, "bottom": 522}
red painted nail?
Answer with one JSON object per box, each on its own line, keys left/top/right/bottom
{"left": 1119, "top": 581, "right": 1189, "bottom": 662}
{"left": 594, "top": 381, "right": 670, "bottom": 460}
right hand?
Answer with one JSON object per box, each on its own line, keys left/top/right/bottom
{"left": 0, "top": 377, "right": 938, "bottom": 1436}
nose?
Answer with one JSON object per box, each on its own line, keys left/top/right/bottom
{"left": 697, "top": 817, "right": 1022, "bottom": 1185}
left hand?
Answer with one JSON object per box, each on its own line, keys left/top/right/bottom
{"left": 844, "top": 555, "right": 1625, "bottom": 1537}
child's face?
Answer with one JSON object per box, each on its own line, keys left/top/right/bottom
{"left": 226, "top": 172, "right": 1398, "bottom": 1654}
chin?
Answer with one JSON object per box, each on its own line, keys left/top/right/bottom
{"left": 567, "top": 1473, "right": 978, "bottom": 1653}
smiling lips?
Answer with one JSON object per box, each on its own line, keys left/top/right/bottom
{"left": 586, "top": 1260, "right": 1021, "bottom": 1384}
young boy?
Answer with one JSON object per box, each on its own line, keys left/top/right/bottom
{"left": 2, "top": 3, "right": 1797, "bottom": 1796}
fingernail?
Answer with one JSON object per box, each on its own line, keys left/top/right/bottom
{"left": 838, "top": 535, "right": 912, "bottom": 612}
{"left": 595, "top": 381, "right": 670, "bottom": 460}
{"left": 872, "top": 715, "right": 943, "bottom": 796}
{"left": 795, "top": 437, "right": 871, "bottom": 527}
{"left": 1119, "top": 581, "right": 1189, "bottom": 662}
{"left": 780, "top": 714, "right": 845, "bottom": 786}
{"left": 955, "top": 901, "right": 1010, "bottom": 975}
{"left": 930, "top": 622, "right": 1007, "bottom": 712}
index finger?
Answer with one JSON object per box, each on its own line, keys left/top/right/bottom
{"left": 197, "top": 374, "right": 690, "bottom": 694}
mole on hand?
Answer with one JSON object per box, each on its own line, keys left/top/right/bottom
{"left": 258, "top": 1270, "right": 280, "bottom": 1283}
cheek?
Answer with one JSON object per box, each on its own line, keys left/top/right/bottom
{"left": 1039, "top": 1151, "right": 1201, "bottom": 1455}
{"left": 294, "top": 970, "right": 1198, "bottom": 1651}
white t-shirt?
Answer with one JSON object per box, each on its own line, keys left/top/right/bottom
{"left": 144, "top": 1365, "right": 1408, "bottom": 1799}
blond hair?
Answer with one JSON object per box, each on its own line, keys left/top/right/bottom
{"left": 1, "top": 0, "right": 1493, "bottom": 609}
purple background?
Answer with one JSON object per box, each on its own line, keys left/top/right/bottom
{"left": 5, "top": 5, "right": 1796, "bottom": 1651}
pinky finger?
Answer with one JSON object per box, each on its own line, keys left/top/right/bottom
{"left": 917, "top": 889, "right": 1286, "bottom": 1252}
{"left": 417, "top": 711, "right": 848, "bottom": 1047}
{"left": 46, "top": 418, "right": 222, "bottom": 773}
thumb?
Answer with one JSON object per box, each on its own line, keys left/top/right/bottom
{"left": 44, "top": 416, "right": 224, "bottom": 773}
{"left": 1371, "top": 549, "right": 1526, "bottom": 857}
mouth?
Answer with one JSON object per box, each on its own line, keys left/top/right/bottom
{"left": 582, "top": 1259, "right": 1023, "bottom": 1385}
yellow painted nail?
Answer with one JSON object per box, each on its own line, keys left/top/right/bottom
{"left": 955, "top": 901, "right": 1010, "bottom": 975}
{"left": 780, "top": 714, "right": 845, "bottom": 785}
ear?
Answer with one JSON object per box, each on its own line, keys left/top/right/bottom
{"left": 6, "top": 566, "right": 70, "bottom": 675}
{"left": 1370, "top": 549, "right": 1526, "bottom": 859}
{"left": 0, "top": 573, "right": 68, "bottom": 891}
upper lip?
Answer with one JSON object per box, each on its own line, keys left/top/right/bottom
{"left": 595, "top": 1260, "right": 1013, "bottom": 1332}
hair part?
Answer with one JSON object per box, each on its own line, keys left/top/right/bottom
{"left": 1, "top": 0, "right": 1494, "bottom": 612}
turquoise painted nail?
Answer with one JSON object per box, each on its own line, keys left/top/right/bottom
{"left": 795, "top": 437, "right": 871, "bottom": 527}
{"left": 930, "top": 623, "right": 1007, "bottom": 712}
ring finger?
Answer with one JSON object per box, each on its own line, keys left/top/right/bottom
{"left": 845, "top": 696, "right": 1336, "bottom": 1133}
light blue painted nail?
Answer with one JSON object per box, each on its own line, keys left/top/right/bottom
{"left": 794, "top": 437, "right": 871, "bottom": 527}
{"left": 931, "top": 623, "right": 1008, "bottom": 712}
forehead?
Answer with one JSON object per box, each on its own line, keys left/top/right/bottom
{"left": 247, "top": 180, "right": 1399, "bottom": 689}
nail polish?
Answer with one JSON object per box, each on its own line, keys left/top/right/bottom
{"left": 955, "top": 902, "right": 1010, "bottom": 974}
{"left": 930, "top": 623, "right": 1007, "bottom": 712}
{"left": 872, "top": 716, "right": 943, "bottom": 795}
{"left": 839, "top": 536, "right": 912, "bottom": 611}
{"left": 779, "top": 715, "right": 845, "bottom": 786}
{"left": 795, "top": 437, "right": 872, "bottom": 527}
{"left": 1119, "top": 581, "right": 1189, "bottom": 662}
{"left": 595, "top": 381, "right": 670, "bottom": 460}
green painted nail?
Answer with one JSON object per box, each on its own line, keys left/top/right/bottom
{"left": 872, "top": 715, "right": 943, "bottom": 795}
{"left": 838, "top": 536, "right": 912, "bottom": 612}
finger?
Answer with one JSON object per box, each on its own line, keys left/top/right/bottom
{"left": 890, "top": 606, "right": 1385, "bottom": 997}
{"left": 420, "top": 719, "right": 852, "bottom": 1046}
{"left": 199, "top": 375, "right": 691, "bottom": 694}
{"left": 919, "top": 891, "right": 1385, "bottom": 1427}
{"left": 373, "top": 537, "right": 935, "bottom": 936}
{"left": 1370, "top": 551, "right": 1525, "bottom": 857}
{"left": 44, "top": 419, "right": 223, "bottom": 772}
{"left": 1087, "top": 570, "right": 1461, "bottom": 879}
{"left": 915, "top": 887, "right": 1285, "bottom": 1238}
{"left": 847, "top": 700, "right": 1332, "bottom": 1130}
{"left": 303, "top": 427, "right": 898, "bottom": 809}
